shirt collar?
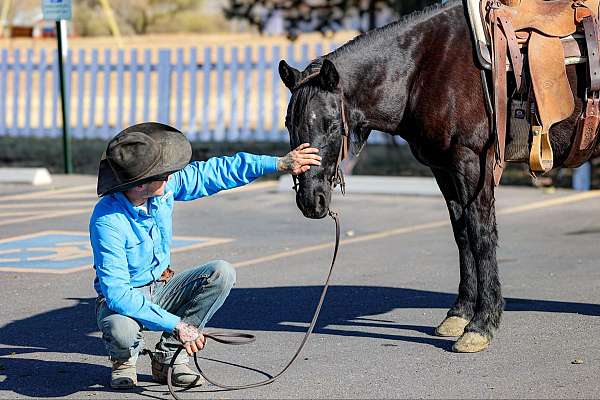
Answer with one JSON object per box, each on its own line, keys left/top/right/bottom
{"left": 114, "top": 192, "right": 150, "bottom": 219}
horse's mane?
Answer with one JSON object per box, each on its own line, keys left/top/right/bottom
{"left": 297, "top": 0, "right": 462, "bottom": 81}
{"left": 329, "top": 0, "right": 462, "bottom": 60}
{"left": 292, "top": 0, "right": 462, "bottom": 154}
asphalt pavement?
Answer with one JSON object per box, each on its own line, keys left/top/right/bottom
{"left": 0, "top": 175, "right": 599, "bottom": 399}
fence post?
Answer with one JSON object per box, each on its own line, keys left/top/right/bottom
{"left": 51, "top": 50, "right": 59, "bottom": 136}
{"left": 75, "top": 48, "right": 86, "bottom": 138}
{"left": 241, "top": 46, "right": 252, "bottom": 141}
{"left": 12, "top": 49, "right": 21, "bottom": 136}
{"left": 102, "top": 48, "right": 111, "bottom": 138}
{"left": 88, "top": 49, "right": 99, "bottom": 138}
{"left": 215, "top": 46, "right": 225, "bottom": 141}
{"left": 257, "top": 46, "right": 266, "bottom": 141}
{"left": 188, "top": 48, "right": 198, "bottom": 138}
{"left": 24, "top": 49, "right": 34, "bottom": 136}
{"left": 0, "top": 49, "right": 6, "bottom": 135}
{"left": 37, "top": 49, "right": 46, "bottom": 137}
{"left": 175, "top": 48, "right": 185, "bottom": 131}
{"left": 228, "top": 47, "right": 239, "bottom": 141}
{"left": 142, "top": 49, "right": 152, "bottom": 122}
{"left": 157, "top": 49, "right": 172, "bottom": 124}
{"left": 202, "top": 47, "right": 211, "bottom": 141}
{"left": 271, "top": 45, "right": 281, "bottom": 141}
{"left": 129, "top": 49, "right": 138, "bottom": 126}
{"left": 286, "top": 44, "right": 295, "bottom": 105}
{"left": 116, "top": 49, "right": 125, "bottom": 132}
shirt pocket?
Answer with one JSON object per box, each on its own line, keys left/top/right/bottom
{"left": 125, "top": 239, "right": 153, "bottom": 274}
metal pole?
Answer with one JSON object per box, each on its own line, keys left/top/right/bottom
{"left": 56, "top": 20, "right": 72, "bottom": 174}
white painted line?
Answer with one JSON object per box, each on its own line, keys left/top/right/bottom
{"left": 0, "top": 209, "right": 89, "bottom": 227}
{"left": 0, "top": 184, "right": 96, "bottom": 202}
{"left": 233, "top": 190, "right": 600, "bottom": 268}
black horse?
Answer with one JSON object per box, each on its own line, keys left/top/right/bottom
{"left": 278, "top": 0, "right": 592, "bottom": 352}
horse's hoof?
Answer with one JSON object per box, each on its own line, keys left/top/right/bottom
{"left": 435, "top": 316, "right": 469, "bottom": 337}
{"left": 452, "top": 332, "right": 490, "bottom": 353}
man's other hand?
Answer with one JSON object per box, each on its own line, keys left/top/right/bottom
{"left": 174, "top": 321, "right": 206, "bottom": 355}
{"left": 278, "top": 143, "right": 322, "bottom": 175}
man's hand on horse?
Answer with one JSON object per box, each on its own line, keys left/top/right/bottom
{"left": 174, "top": 321, "right": 206, "bottom": 355}
{"left": 278, "top": 143, "right": 321, "bottom": 175}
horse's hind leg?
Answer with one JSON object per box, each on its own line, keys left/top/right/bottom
{"left": 448, "top": 148, "right": 505, "bottom": 352}
{"left": 432, "top": 169, "right": 477, "bottom": 337}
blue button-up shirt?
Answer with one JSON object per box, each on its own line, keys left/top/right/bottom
{"left": 90, "top": 152, "right": 279, "bottom": 333}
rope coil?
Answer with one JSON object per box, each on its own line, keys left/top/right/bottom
{"left": 165, "top": 211, "right": 342, "bottom": 398}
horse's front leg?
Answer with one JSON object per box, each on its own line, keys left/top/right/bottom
{"left": 450, "top": 148, "right": 505, "bottom": 353}
{"left": 432, "top": 169, "right": 476, "bottom": 337}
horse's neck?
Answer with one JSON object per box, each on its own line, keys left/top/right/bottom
{"left": 331, "top": 4, "right": 463, "bottom": 135}
{"left": 332, "top": 42, "right": 417, "bottom": 133}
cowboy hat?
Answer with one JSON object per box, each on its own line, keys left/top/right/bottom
{"left": 96, "top": 122, "right": 192, "bottom": 196}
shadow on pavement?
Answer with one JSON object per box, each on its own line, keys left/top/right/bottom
{"left": 0, "top": 287, "right": 598, "bottom": 397}
{"left": 211, "top": 286, "right": 600, "bottom": 334}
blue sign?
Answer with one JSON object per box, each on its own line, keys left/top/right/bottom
{"left": 0, "top": 231, "right": 228, "bottom": 274}
{"left": 42, "top": 0, "right": 72, "bottom": 21}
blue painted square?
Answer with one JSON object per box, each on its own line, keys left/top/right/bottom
{"left": 0, "top": 232, "right": 211, "bottom": 272}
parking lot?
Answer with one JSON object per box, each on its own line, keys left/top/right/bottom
{"left": 0, "top": 175, "right": 599, "bottom": 399}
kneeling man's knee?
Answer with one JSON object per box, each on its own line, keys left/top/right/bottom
{"left": 101, "top": 314, "right": 141, "bottom": 353}
{"left": 210, "top": 260, "right": 236, "bottom": 290}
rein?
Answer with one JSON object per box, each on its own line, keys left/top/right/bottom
{"left": 162, "top": 66, "right": 351, "bottom": 399}
{"left": 165, "top": 211, "right": 341, "bottom": 398}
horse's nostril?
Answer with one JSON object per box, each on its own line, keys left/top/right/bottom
{"left": 317, "top": 192, "right": 327, "bottom": 211}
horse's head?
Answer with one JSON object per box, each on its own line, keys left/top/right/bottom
{"left": 279, "top": 58, "right": 346, "bottom": 219}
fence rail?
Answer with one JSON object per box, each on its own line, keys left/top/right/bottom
{"left": 0, "top": 43, "right": 389, "bottom": 144}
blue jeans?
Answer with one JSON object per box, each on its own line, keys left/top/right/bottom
{"left": 95, "top": 260, "right": 236, "bottom": 365}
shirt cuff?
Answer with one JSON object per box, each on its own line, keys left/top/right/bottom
{"left": 163, "top": 314, "right": 181, "bottom": 333}
{"left": 261, "top": 155, "right": 279, "bottom": 174}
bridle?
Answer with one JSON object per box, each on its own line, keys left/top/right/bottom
{"left": 163, "top": 66, "right": 350, "bottom": 399}
{"left": 290, "top": 68, "right": 351, "bottom": 196}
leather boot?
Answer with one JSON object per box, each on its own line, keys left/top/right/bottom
{"left": 110, "top": 356, "right": 138, "bottom": 389}
{"left": 151, "top": 357, "right": 204, "bottom": 387}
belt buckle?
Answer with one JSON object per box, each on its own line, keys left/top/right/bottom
{"left": 158, "top": 267, "right": 174, "bottom": 283}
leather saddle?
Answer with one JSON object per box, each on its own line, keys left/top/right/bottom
{"left": 467, "top": 0, "right": 600, "bottom": 183}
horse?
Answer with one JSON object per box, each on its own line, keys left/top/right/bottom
{"left": 278, "top": 0, "right": 593, "bottom": 353}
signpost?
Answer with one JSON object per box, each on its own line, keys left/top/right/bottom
{"left": 42, "top": 0, "right": 73, "bottom": 174}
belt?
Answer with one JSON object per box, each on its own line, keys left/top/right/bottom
{"left": 134, "top": 267, "right": 175, "bottom": 288}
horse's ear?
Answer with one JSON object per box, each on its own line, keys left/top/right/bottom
{"left": 318, "top": 59, "right": 339, "bottom": 92}
{"left": 279, "top": 60, "right": 300, "bottom": 90}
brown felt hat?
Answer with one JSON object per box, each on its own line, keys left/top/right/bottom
{"left": 96, "top": 122, "right": 192, "bottom": 196}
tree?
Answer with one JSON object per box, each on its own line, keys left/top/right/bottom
{"left": 115, "top": 0, "right": 203, "bottom": 35}
{"left": 224, "top": 0, "right": 439, "bottom": 39}
{"left": 72, "top": 0, "right": 211, "bottom": 36}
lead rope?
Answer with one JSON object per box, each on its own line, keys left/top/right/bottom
{"left": 166, "top": 210, "right": 342, "bottom": 398}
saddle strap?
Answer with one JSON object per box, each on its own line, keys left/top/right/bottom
{"left": 497, "top": 15, "right": 524, "bottom": 91}
{"left": 582, "top": 15, "right": 600, "bottom": 92}
{"left": 492, "top": 9, "right": 509, "bottom": 185}
{"left": 564, "top": 12, "right": 600, "bottom": 168}
{"left": 564, "top": 96, "right": 600, "bottom": 167}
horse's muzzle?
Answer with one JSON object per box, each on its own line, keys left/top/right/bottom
{"left": 296, "top": 186, "right": 330, "bottom": 219}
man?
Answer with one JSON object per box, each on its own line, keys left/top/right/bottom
{"left": 90, "top": 122, "right": 321, "bottom": 389}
